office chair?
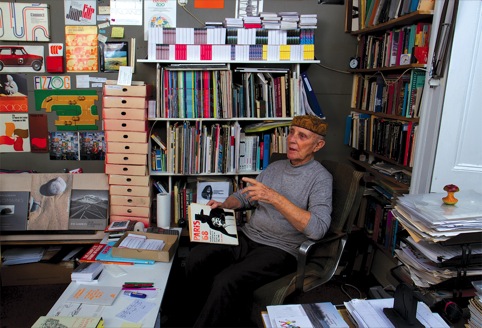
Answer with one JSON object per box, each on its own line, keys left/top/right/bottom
{"left": 251, "top": 153, "right": 365, "bottom": 320}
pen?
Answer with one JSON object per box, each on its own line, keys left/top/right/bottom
{"left": 124, "top": 291, "right": 147, "bottom": 298}
{"left": 122, "top": 287, "right": 156, "bottom": 291}
{"left": 123, "top": 282, "right": 154, "bottom": 288}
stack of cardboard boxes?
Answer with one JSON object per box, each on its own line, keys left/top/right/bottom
{"left": 103, "top": 82, "right": 152, "bottom": 228}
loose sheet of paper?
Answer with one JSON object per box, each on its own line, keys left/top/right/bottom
{"left": 116, "top": 299, "right": 156, "bottom": 322}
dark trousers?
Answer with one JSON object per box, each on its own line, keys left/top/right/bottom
{"left": 185, "top": 232, "right": 297, "bottom": 327}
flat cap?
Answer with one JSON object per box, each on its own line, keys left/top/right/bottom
{"left": 291, "top": 115, "right": 328, "bottom": 136}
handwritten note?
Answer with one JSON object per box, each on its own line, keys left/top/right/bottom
{"left": 116, "top": 299, "right": 156, "bottom": 322}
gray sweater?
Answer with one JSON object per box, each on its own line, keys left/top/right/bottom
{"left": 234, "top": 158, "right": 333, "bottom": 258}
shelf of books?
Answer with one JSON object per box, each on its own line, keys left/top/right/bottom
{"left": 139, "top": 12, "right": 325, "bottom": 228}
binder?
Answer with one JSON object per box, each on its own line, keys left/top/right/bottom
{"left": 300, "top": 71, "right": 325, "bottom": 119}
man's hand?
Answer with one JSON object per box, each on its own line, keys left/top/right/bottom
{"left": 241, "top": 177, "right": 279, "bottom": 205}
{"left": 206, "top": 200, "right": 223, "bottom": 208}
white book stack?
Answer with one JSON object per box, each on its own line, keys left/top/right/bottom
{"left": 299, "top": 14, "right": 318, "bottom": 29}
{"left": 71, "top": 262, "right": 104, "bottom": 282}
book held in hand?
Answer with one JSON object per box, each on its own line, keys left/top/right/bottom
{"left": 188, "top": 203, "right": 238, "bottom": 245}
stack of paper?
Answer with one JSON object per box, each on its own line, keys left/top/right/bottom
{"left": 344, "top": 298, "right": 449, "bottom": 328}
{"left": 266, "top": 302, "right": 348, "bottom": 328}
{"left": 391, "top": 190, "right": 482, "bottom": 287}
{"left": 468, "top": 282, "right": 482, "bottom": 327}
{"left": 393, "top": 190, "right": 482, "bottom": 242}
{"left": 1, "top": 247, "right": 45, "bottom": 265}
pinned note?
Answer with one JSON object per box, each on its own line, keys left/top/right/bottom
{"left": 112, "top": 26, "right": 124, "bottom": 38}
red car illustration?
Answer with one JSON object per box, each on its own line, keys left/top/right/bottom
{"left": 0, "top": 46, "right": 43, "bottom": 71}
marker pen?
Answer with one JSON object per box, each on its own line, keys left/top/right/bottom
{"left": 124, "top": 291, "right": 147, "bottom": 299}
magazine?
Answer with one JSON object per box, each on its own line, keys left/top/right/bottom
{"left": 188, "top": 203, "right": 238, "bottom": 245}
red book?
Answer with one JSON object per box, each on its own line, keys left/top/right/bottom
{"left": 403, "top": 121, "right": 413, "bottom": 166}
{"left": 78, "top": 243, "right": 106, "bottom": 263}
{"left": 203, "top": 71, "right": 210, "bottom": 118}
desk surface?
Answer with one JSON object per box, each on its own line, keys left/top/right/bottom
{"left": 47, "top": 230, "right": 180, "bottom": 327}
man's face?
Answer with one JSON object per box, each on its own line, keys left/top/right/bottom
{"left": 286, "top": 126, "right": 325, "bottom": 166}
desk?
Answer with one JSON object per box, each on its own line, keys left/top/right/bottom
{"left": 46, "top": 229, "right": 180, "bottom": 327}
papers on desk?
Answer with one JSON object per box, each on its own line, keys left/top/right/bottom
{"left": 67, "top": 285, "right": 122, "bottom": 306}
{"left": 266, "top": 302, "right": 349, "bottom": 328}
{"left": 394, "top": 190, "right": 482, "bottom": 242}
{"left": 1, "top": 247, "right": 45, "bottom": 265}
{"left": 344, "top": 298, "right": 449, "bottom": 328}
{"left": 391, "top": 190, "right": 482, "bottom": 288}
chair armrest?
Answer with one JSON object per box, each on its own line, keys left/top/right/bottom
{"left": 295, "top": 232, "right": 347, "bottom": 292}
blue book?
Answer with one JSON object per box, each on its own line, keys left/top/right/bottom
{"left": 95, "top": 242, "right": 155, "bottom": 265}
{"left": 301, "top": 71, "right": 325, "bottom": 119}
{"left": 262, "top": 133, "right": 270, "bottom": 170}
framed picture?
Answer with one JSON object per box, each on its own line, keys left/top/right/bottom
{"left": 100, "top": 41, "right": 128, "bottom": 72}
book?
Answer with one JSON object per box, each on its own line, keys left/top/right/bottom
{"left": 300, "top": 72, "right": 325, "bottom": 119}
{"left": 66, "top": 285, "right": 121, "bottom": 305}
{"left": 0, "top": 191, "right": 29, "bottom": 231}
{"left": 95, "top": 242, "right": 155, "bottom": 265}
{"left": 32, "top": 316, "right": 104, "bottom": 328}
{"left": 78, "top": 243, "right": 106, "bottom": 263}
{"left": 266, "top": 302, "right": 349, "bottom": 328}
{"left": 71, "top": 262, "right": 104, "bottom": 282}
{"left": 188, "top": 203, "right": 238, "bottom": 245}
{"left": 69, "top": 189, "right": 109, "bottom": 230}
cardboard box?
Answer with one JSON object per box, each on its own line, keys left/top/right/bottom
{"left": 103, "top": 96, "right": 147, "bottom": 109}
{"left": 110, "top": 205, "right": 150, "bottom": 217}
{"left": 112, "top": 232, "right": 178, "bottom": 262}
{"left": 106, "top": 142, "right": 149, "bottom": 155}
{"left": 109, "top": 184, "right": 151, "bottom": 197}
{"left": 105, "top": 131, "right": 147, "bottom": 143}
{"left": 105, "top": 163, "right": 148, "bottom": 176}
{"left": 106, "top": 153, "right": 147, "bottom": 166}
{"left": 103, "top": 84, "right": 148, "bottom": 97}
{"left": 1, "top": 262, "right": 73, "bottom": 286}
{"left": 102, "top": 107, "right": 146, "bottom": 120}
{"left": 103, "top": 119, "right": 147, "bottom": 132}
{"left": 110, "top": 195, "right": 151, "bottom": 207}
{"left": 109, "top": 174, "right": 150, "bottom": 186}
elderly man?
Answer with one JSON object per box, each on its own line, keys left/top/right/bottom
{"left": 185, "top": 115, "right": 333, "bottom": 327}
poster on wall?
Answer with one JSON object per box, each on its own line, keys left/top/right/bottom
{"left": 64, "top": 0, "right": 97, "bottom": 25}
{"left": 110, "top": 0, "right": 143, "bottom": 25}
{"left": 235, "top": 0, "right": 263, "bottom": 18}
{"left": 65, "top": 26, "right": 98, "bottom": 72}
{"left": 0, "top": 74, "right": 28, "bottom": 113}
{"left": 0, "top": 3, "right": 51, "bottom": 41}
{"left": 28, "top": 174, "right": 73, "bottom": 230}
{"left": 0, "top": 45, "right": 45, "bottom": 73}
{"left": 49, "top": 132, "right": 79, "bottom": 160}
{"left": 143, "top": 0, "right": 177, "bottom": 40}
{"left": 100, "top": 41, "right": 128, "bottom": 72}
{"left": 0, "top": 113, "right": 31, "bottom": 153}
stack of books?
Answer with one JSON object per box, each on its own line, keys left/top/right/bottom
{"left": 260, "top": 12, "right": 281, "bottom": 29}
{"left": 224, "top": 17, "right": 243, "bottom": 28}
{"left": 243, "top": 16, "right": 262, "bottom": 29}
{"left": 71, "top": 262, "right": 104, "bottom": 282}
{"left": 299, "top": 14, "right": 318, "bottom": 29}
{"left": 468, "top": 281, "right": 482, "bottom": 327}
{"left": 279, "top": 12, "right": 299, "bottom": 30}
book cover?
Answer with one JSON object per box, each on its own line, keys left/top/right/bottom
{"left": 69, "top": 189, "right": 109, "bottom": 230}
{"left": 188, "top": 203, "right": 238, "bottom": 245}
{"left": 197, "top": 179, "right": 232, "bottom": 204}
{"left": 28, "top": 114, "right": 49, "bottom": 152}
{"left": 66, "top": 285, "right": 121, "bottom": 305}
{"left": 95, "top": 242, "right": 155, "bottom": 264}
{"left": 32, "top": 316, "right": 104, "bottom": 328}
{"left": 0, "top": 113, "right": 30, "bottom": 153}
{"left": 79, "top": 243, "right": 106, "bottom": 263}
{"left": 28, "top": 174, "right": 73, "bottom": 230}
{"left": 100, "top": 41, "right": 128, "bottom": 72}
{"left": 0, "top": 191, "right": 29, "bottom": 231}
{"left": 0, "top": 3, "right": 50, "bottom": 41}
{"left": 65, "top": 25, "right": 98, "bottom": 72}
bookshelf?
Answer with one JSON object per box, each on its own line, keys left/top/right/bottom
{"left": 346, "top": 2, "right": 434, "bottom": 198}
{"left": 139, "top": 25, "right": 321, "bottom": 226}
{"left": 344, "top": 0, "right": 435, "bottom": 285}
